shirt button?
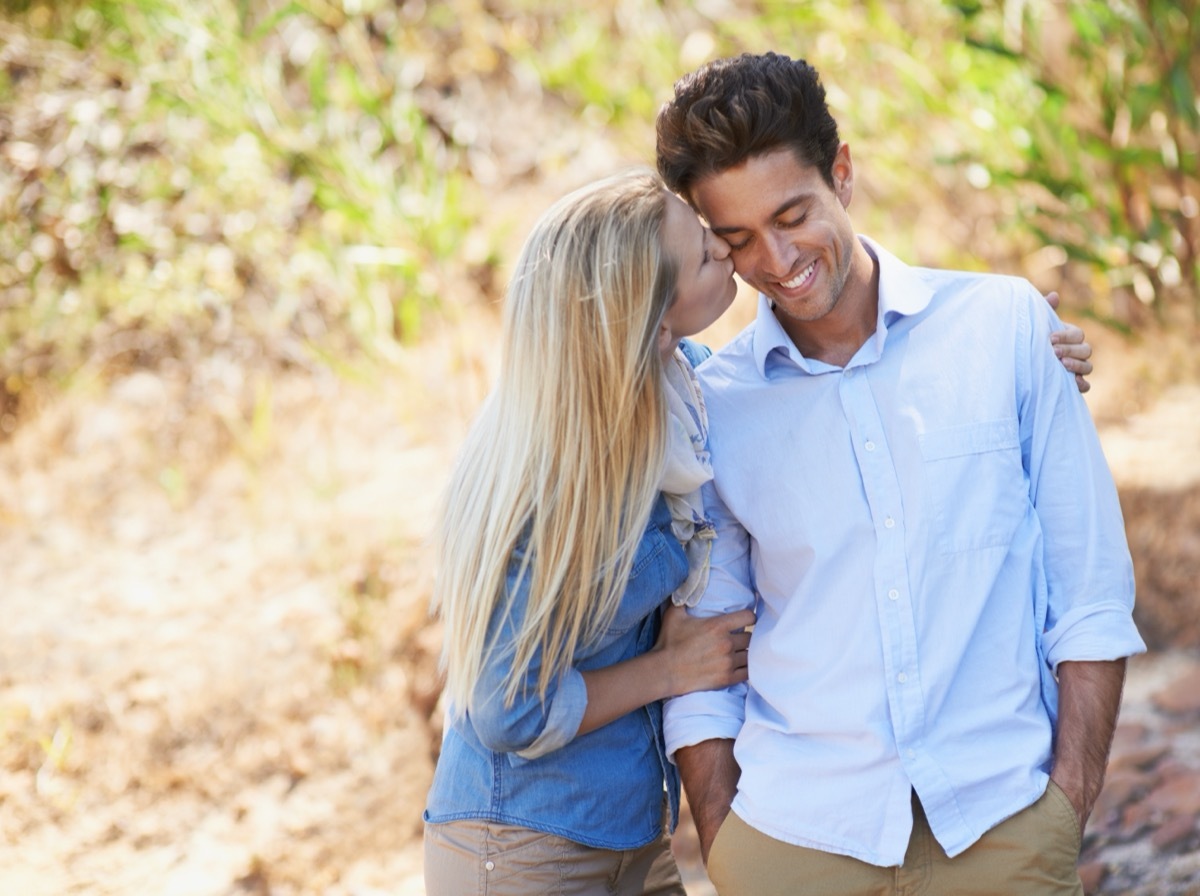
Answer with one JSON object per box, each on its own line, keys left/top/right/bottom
{"left": 485, "top": 861, "right": 495, "bottom": 872}
{"left": 845, "top": 367, "right": 855, "bottom": 377}
{"left": 865, "top": 440, "right": 876, "bottom": 451}
{"left": 897, "top": 672, "right": 908, "bottom": 683}
{"left": 888, "top": 589, "right": 899, "bottom": 600}
{"left": 884, "top": 517, "right": 895, "bottom": 529}
{"left": 907, "top": 749, "right": 917, "bottom": 759}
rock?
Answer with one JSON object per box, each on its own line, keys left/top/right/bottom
{"left": 1143, "top": 768, "right": 1200, "bottom": 819}
{"left": 1150, "top": 814, "right": 1196, "bottom": 852}
{"left": 1109, "top": 722, "right": 1151, "bottom": 754}
{"left": 1120, "top": 799, "right": 1155, "bottom": 838}
{"left": 1078, "top": 860, "right": 1107, "bottom": 894}
{"left": 1107, "top": 742, "right": 1168, "bottom": 775}
{"left": 1090, "top": 768, "right": 1150, "bottom": 835}
{"left": 1151, "top": 666, "right": 1200, "bottom": 715}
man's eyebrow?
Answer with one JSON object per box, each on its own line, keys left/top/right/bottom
{"left": 709, "top": 196, "right": 808, "bottom": 236}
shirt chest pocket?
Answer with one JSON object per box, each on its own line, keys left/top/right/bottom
{"left": 919, "top": 418, "right": 1027, "bottom": 555}
{"left": 605, "top": 526, "right": 680, "bottom": 636}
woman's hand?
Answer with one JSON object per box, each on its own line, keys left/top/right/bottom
{"left": 576, "top": 604, "right": 754, "bottom": 738}
{"left": 1044, "top": 291, "right": 1094, "bottom": 393}
{"left": 655, "top": 603, "right": 754, "bottom": 698}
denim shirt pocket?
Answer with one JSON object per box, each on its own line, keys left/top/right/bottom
{"left": 606, "top": 520, "right": 683, "bottom": 636}
{"left": 919, "top": 418, "right": 1025, "bottom": 555}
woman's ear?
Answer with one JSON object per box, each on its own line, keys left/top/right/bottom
{"left": 657, "top": 318, "right": 676, "bottom": 359}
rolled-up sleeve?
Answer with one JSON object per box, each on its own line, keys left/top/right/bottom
{"left": 1019, "top": 294, "right": 1146, "bottom": 668}
{"left": 512, "top": 668, "right": 587, "bottom": 760}
{"left": 663, "top": 477, "right": 755, "bottom": 759}
{"left": 467, "top": 568, "right": 590, "bottom": 761}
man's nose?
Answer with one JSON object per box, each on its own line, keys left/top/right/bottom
{"left": 760, "top": 231, "right": 794, "bottom": 279}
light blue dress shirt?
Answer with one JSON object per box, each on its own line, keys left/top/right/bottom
{"left": 663, "top": 238, "right": 1146, "bottom": 867}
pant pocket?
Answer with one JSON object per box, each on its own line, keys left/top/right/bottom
{"left": 1044, "top": 779, "right": 1083, "bottom": 851}
{"left": 705, "top": 810, "right": 739, "bottom": 885}
{"left": 482, "top": 823, "right": 567, "bottom": 890}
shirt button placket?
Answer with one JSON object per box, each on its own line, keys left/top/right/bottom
{"left": 844, "top": 361, "right": 925, "bottom": 771}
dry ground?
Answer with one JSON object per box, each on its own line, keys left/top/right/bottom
{"left": 4, "top": 10, "right": 1198, "bottom": 892}
{"left": 1, "top": 297, "right": 1199, "bottom": 895}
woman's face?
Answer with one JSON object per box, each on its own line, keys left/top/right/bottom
{"left": 658, "top": 191, "right": 737, "bottom": 358}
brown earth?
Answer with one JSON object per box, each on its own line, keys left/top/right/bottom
{"left": 1, "top": 303, "right": 1199, "bottom": 896}
{"left": 3, "top": 38, "right": 1200, "bottom": 892}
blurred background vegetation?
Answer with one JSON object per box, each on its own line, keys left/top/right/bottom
{"left": 3, "top": 7, "right": 1197, "bottom": 893}
{"left": 1, "top": 0, "right": 1196, "bottom": 434}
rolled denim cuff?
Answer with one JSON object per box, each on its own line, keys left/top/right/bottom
{"left": 513, "top": 668, "right": 588, "bottom": 761}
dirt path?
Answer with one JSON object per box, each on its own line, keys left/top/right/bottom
{"left": 1, "top": 309, "right": 1198, "bottom": 894}
{"left": 0, "top": 330, "right": 490, "bottom": 895}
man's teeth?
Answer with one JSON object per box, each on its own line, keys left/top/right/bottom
{"left": 782, "top": 261, "right": 816, "bottom": 289}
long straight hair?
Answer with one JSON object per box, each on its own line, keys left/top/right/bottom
{"left": 433, "top": 169, "right": 678, "bottom": 715}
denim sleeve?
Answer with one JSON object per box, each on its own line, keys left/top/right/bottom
{"left": 467, "top": 565, "right": 590, "bottom": 760}
{"left": 1017, "top": 289, "right": 1146, "bottom": 667}
{"left": 679, "top": 338, "right": 713, "bottom": 369}
{"left": 467, "top": 504, "right": 678, "bottom": 761}
{"left": 513, "top": 668, "right": 587, "bottom": 760}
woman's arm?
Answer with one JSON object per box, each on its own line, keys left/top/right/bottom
{"left": 578, "top": 604, "right": 753, "bottom": 736}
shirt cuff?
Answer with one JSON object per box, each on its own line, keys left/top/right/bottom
{"left": 513, "top": 667, "right": 587, "bottom": 761}
{"left": 663, "top": 686, "right": 746, "bottom": 763}
{"left": 1043, "top": 600, "right": 1148, "bottom": 670}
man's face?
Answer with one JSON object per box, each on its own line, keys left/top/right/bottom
{"left": 691, "top": 145, "right": 860, "bottom": 329}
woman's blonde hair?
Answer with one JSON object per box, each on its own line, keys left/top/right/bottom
{"left": 433, "top": 168, "right": 678, "bottom": 715}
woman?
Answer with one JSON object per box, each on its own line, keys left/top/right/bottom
{"left": 421, "top": 168, "right": 1095, "bottom": 895}
{"left": 423, "top": 168, "right": 753, "bottom": 895}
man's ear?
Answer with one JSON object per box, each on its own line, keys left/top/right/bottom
{"left": 832, "top": 142, "right": 854, "bottom": 209}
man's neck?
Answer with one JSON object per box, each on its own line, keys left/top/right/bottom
{"left": 780, "top": 247, "right": 880, "bottom": 368}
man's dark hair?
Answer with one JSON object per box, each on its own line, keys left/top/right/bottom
{"left": 656, "top": 52, "right": 842, "bottom": 202}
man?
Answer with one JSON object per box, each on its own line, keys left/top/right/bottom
{"left": 656, "top": 53, "right": 1145, "bottom": 895}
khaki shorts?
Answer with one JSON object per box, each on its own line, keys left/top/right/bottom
{"left": 424, "top": 816, "right": 686, "bottom": 896}
{"left": 707, "top": 782, "right": 1083, "bottom": 896}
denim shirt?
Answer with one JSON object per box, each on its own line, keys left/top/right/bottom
{"left": 423, "top": 494, "right": 691, "bottom": 849}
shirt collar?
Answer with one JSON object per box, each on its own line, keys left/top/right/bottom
{"left": 751, "top": 236, "right": 934, "bottom": 378}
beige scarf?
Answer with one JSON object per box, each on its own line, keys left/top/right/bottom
{"left": 660, "top": 348, "right": 716, "bottom": 607}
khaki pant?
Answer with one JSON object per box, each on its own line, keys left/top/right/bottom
{"left": 424, "top": 817, "right": 686, "bottom": 896}
{"left": 707, "top": 782, "right": 1083, "bottom": 896}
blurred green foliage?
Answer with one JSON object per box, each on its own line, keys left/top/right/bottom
{"left": 0, "top": 0, "right": 478, "bottom": 425}
{"left": 950, "top": 0, "right": 1198, "bottom": 326}
{"left": 0, "top": 0, "right": 1195, "bottom": 430}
